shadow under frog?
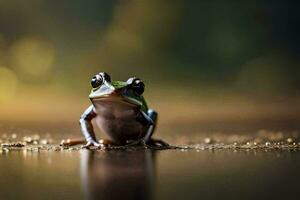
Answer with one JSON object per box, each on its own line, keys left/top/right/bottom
{"left": 80, "top": 149, "right": 156, "bottom": 200}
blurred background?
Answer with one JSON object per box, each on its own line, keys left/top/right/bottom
{"left": 2, "top": 2, "right": 300, "bottom": 199}
{"left": 0, "top": 0, "right": 300, "bottom": 129}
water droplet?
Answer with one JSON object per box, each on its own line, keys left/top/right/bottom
{"left": 40, "top": 139, "right": 48, "bottom": 145}
{"left": 204, "top": 137, "right": 211, "bottom": 144}
{"left": 265, "top": 142, "right": 271, "bottom": 146}
{"left": 11, "top": 133, "right": 17, "bottom": 139}
{"left": 23, "top": 136, "right": 32, "bottom": 143}
{"left": 287, "top": 138, "right": 293, "bottom": 143}
{"left": 32, "top": 134, "right": 40, "bottom": 141}
{"left": 22, "top": 149, "right": 27, "bottom": 156}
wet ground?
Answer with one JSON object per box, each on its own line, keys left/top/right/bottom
{"left": 0, "top": 120, "right": 300, "bottom": 200}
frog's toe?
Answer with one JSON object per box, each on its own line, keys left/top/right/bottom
{"left": 82, "top": 140, "right": 102, "bottom": 149}
{"left": 81, "top": 142, "right": 92, "bottom": 149}
{"left": 148, "top": 139, "right": 170, "bottom": 147}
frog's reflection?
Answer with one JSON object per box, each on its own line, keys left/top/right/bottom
{"left": 80, "top": 149, "right": 156, "bottom": 200}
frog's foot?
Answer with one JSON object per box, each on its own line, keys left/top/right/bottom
{"left": 82, "top": 140, "right": 105, "bottom": 149}
{"left": 147, "top": 138, "right": 170, "bottom": 148}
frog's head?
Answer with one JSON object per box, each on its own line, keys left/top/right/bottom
{"left": 89, "top": 72, "right": 147, "bottom": 108}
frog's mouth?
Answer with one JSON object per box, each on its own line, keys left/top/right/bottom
{"left": 91, "top": 91, "right": 143, "bottom": 107}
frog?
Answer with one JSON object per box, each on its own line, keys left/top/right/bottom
{"left": 62, "top": 72, "right": 168, "bottom": 148}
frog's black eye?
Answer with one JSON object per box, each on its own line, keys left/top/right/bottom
{"left": 91, "top": 74, "right": 103, "bottom": 88}
{"left": 127, "top": 77, "right": 144, "bottom": 95}
{"left": 91, "top": 72, "right": 111, "bottom": 88}
{"left": 133, "top": 79, "right": 145, "bottom": 95}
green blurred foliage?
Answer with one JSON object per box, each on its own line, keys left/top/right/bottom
{"left": 0, "top": 0, "right": 299, "bottom": 101}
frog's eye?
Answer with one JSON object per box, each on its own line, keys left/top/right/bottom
{"left": 91, "top": 72, "right": 111, "bottom": 88}
{"left": 133, "top": 79, "right": 145, "bottom": 95}
{"left": 127, "top": 77, "right": 144, "bottom": 95}
{"left": 91, "top": 74, "right": 103, "bottom": 88}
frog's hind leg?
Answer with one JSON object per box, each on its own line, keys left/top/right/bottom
{"left": 60, "top": 139, "right": 86, "bottom": 147}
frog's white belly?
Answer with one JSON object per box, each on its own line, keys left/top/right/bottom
{"left": 92, "top": 99, "right": 148, "bottom": 144}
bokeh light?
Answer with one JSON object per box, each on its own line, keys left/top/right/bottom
{"left": 10, "top": 37, "right": 55, "bottom": 78}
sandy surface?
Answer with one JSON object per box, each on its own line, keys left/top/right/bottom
{"left": 1, "top": 121, "right": 300, "bottom": 200}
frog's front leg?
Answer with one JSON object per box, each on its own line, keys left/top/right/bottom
{"left": 79, "top": 105, "right": 101, "bottom": 148}
{"left": 128, "top": 109, "right": 168, "bottom": 147}
{"left": 60, "top": 106, "right": 108, "bottom": 148}
{"left": 142, "top": 109, "right": 157, "bottom": 142}
{"left": 145, "top": 109, "right": 170, "bottom": 147}
{"left": 145, "top": 109, "right": 169, "bottom": 147}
